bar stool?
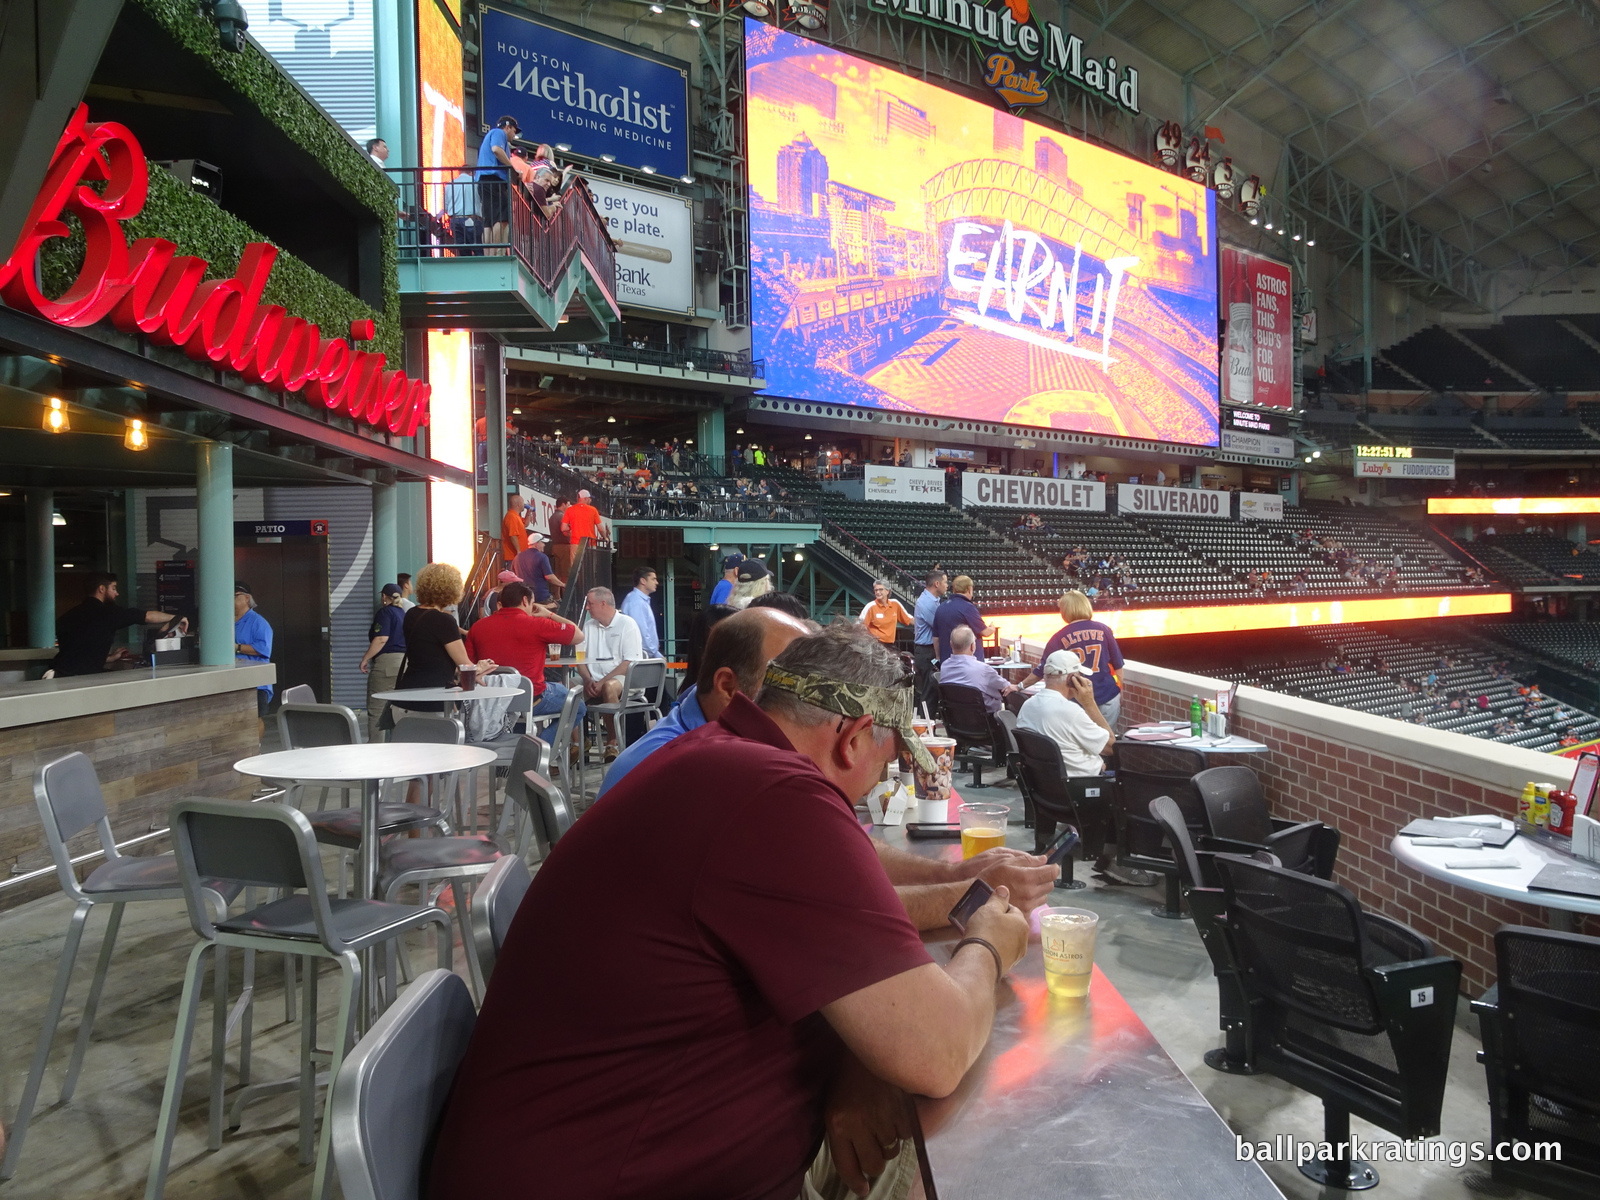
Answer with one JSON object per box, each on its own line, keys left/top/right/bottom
{"left": 145, "top": 800, "right": 452, "bottom": 1200}
{"left": 389, "top": 714, "right": 473, "bottom": 826}
{"left": 586, "top": 657, "right": 668, "bottom": 753}
{"left": 0, "top": 753, "right": 242, "bottom": 1182}
{"left": 278, "top": 701, "right": 450, "bottom": 851}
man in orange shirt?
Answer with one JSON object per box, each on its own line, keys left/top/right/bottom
{"left": 561, "top": 488, "right": 608, "bottom": 547}
{"left": 501, "top": 494, "right": 530, "bottom": 565}
{"left": 858, "top": 580, "right": 913, "bottom": 645}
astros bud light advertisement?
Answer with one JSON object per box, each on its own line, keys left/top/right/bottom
{"left": 746, "top": 22, "right": 1220, "bottom": 446}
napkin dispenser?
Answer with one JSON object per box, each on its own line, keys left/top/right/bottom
{"left": 870, "top": 777, "right": 911, "bottom": 826}
{"left": 1572, "top": 814, "right": 1600, "bottom": 864}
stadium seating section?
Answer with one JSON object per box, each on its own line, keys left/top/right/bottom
{"left": 1186, "top": 622, "right": 1600, "bottom": 755}
{"left": 819, "top": 497, "right": 1487, "bottom": 614}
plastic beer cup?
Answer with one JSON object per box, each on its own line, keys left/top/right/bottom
{"left": 1039, "top": 906, "right": 1099, "bottom": 998}
{"left": 958, "top": 802, "right": 1008, "bottom": 859}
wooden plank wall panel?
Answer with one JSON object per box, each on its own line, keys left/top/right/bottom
{"left": 0, "top": 691, "right": 258, "bottom": 911}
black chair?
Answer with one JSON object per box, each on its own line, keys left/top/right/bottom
{"left": 938, "top": 682, "right": 1002, "bottom": 787}
{"left": 1112, "top": 742, "right": 1209, "bottom": 918}
{"left": 1149, "top": 795, "right": 1264, "bottom": 1077}
{"left": 989, "top": 709, "right": 1020, "bottom": 789}
{"left": 1194, "top": 765, "right": 1341, "bottom": 879}
{"left": 1010, "top": 728, "right": 1111, "bottom": 889}
{"left": 1473, "top": 926, "right": 1600, "bottom": 1199}
{"left": 1213, "top": 855, "right": 1460, "bottom": 1191}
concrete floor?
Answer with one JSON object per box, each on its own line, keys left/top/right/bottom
{"left": 0, "top": 768, "right": 1554, "bottom": 1200}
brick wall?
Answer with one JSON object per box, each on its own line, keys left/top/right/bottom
{"left": 1120, "top": 662, "right": 1598, "bottom": 995}
{"left": 0, "top": 689, "right": 259, "bottom": 911}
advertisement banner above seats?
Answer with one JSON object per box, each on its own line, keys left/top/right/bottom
{"left": 1220, "top": 429, "right": 1295, "bottom": 459}
{"left": 1238, "top": 493, "right": 1284, "bottom": 520}
{"left": 584, "top": 178, "right": 694, "bottom": 314}
{"left": 478, "top": 6, "right": 691, "bottom": 177}
{"left": 822, "top": 466, "right": 945, "bottom": 504}
{"left": 1353, "top": 444, "right": 1456, "bottom": 479}
{"left": 1117, "top": 484, "right": 1230, "bottom": 518}
{"left": 961, "top": 474, "right": 1107, "bottom": 511}
{"left": 1222, "top": 246, "right": 1293, "bottom": 410}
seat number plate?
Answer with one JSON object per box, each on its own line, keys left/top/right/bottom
{"left": 1410, "top": 986, "right": 1434, "bottom": 1008}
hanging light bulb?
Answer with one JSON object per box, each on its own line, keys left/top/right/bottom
{"left": 607, "top": 415, "right": 617, "bottom": 423}
{"left": 709, "top": 542, "right": 720, "bottom": 551}
{"left": 736, "top": 427, "right": 745, "bottom": 434}
{"left": 52, "top": 511, "right": 66, "bottom": 526}
{"left": 124, "top": 417, "right": 149, "bottom": 451}
{"left": 792, "top": 551, "right": 804, "bottom": 562}
{"left": 803, "top": 432, "right": 813, "bottom": 440}
{"left": 688, "top": 16, "right": 702, "bottom": 27}
{"left": 42, "top": 396, "right": 69, "bottom": 433}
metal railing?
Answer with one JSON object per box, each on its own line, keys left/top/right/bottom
{"left": 386, "top": 166, "right": 617, "bottom": 312}
{"left": 533, "top": 341, "right": 764, "bottom": 379}
{"left": 510, "top": 439, "right": 819, "bottom": 522}
{"left": 608, "top": 494, "right": 817, "bottom": 523}
{"left": 507, "top": 437, "right": 614, "bottom": 517}
{"left": 557, "top": 538, "right": 607, "bottom": 624}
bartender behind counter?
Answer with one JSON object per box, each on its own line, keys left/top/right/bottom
{"left": 53, "top": 572, "right": 185, "bottom": 676}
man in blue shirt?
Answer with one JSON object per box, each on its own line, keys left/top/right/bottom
{"left": 359, "top": 583, "right": 409, "bottom": 738}
{"left": 708, "top": 554, "right": 742, "bottom": 607}
{"left": 512, "top": 532, "right": 564, "bottom": 603}
{"left": 938, "top": 625, "right": 1015, "bottom": 713}
{"left": 476, "top": 114, "right": 519, "bottom": 244}
{"left": 596, "top": 607, "right": 809, "bottom": 798}
{"left": 912, "top": 568, "right": 946, "bottom": 712}
{"left": 931, "top": 574, "right": 985, "bottom": 665}
{"left": 620, "top": 567, "right": 662, "bottom": 659}
{"left": 232, "top": 582, "right": 274, "bottom": 721}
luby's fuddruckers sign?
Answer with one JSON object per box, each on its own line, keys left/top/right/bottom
{"left": 0, "top": 106, "right": 431, "bottom": 437}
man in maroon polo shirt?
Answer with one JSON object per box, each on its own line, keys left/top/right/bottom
{"left": 428, "top": 625, "right": 1030, "bottom": 1200}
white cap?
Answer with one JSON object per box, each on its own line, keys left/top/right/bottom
{"left": 577, "top": 489, "right": 591, "bottom": 499}
{"left": 1043, "top": 650, "right": 1094, "bottom": 678}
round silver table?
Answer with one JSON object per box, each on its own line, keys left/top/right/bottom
{"left": 1392, "top": 821, "right": 1600, "bottom": 931}
{"left": 234, "top": 744, "right": 497, "bottom": 901}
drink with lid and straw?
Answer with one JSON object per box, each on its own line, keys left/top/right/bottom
{"left": 958, "top": 802, "right": 1008, "bottom": 858}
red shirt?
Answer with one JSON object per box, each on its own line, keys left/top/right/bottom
{"left": 564, "top": 500, "right": 602, "bottom": 543}
{"left": 464, "top": 608, "right": 575, "bottom": 695}
{"left": 427, "top": 697, "right": 931, "bottom": 1200}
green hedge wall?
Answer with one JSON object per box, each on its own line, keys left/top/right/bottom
{"left": 40, "top": 163, "right": 399, "bottom": 362}
{"left": 130, "top": 0, "right": 401, "bottom": 358}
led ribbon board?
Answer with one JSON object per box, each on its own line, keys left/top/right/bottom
{"left": 1429, "top": 497, "right": 1600, "bottom": 516}
{"left": 1001, "top": 592, "right": 1514, "bottom": 643}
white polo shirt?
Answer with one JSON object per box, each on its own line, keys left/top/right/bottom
{"left": 582, "top": 610, "right": 644, "bottom": 677}
{"left": 1016, "top": 687, "right": 1111, "bottom": 777}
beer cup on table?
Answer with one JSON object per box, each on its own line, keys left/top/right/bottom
{"left": 957, "top": 802, "right": 1008, "bottom": 859}
{"left": 457, "top": 664, "right": 478, "bottom": 691}
{"left": 1039, "top": 906, "right": 1099, "bottom": 998}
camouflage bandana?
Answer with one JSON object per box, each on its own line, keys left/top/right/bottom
{"left": 762, "top": 664, "right": 937, "bottom": 773}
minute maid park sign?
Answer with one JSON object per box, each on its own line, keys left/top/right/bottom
{"left": 865, "top": 0, "right": 1140, "bottom": 115}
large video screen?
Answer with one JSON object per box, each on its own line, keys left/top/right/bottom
{"left": 746, "top": 23, "right": 1220, "bottom": 445}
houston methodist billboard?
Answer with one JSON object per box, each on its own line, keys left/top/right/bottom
{"left": 746, "top": 23, "right": 1219, "bottom": 446}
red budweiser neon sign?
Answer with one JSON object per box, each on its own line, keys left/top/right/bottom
{"left": 0, "top": 106, "right": 430, "bottom": 436}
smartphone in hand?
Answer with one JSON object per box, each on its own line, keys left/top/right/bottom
{"left": 1044, "top": 827, "right": 1081, "bottom": 867}
{"left": 947, "top": 878, "right": 995, "bottom": 933}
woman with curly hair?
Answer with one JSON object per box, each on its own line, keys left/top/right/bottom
{"left": 393, "top": 562, "right": 496, "bottom": 715}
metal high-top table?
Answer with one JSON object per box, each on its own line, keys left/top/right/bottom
{"left": 874, "top": 825, "right": 1283, "bottom": 1200}
{"left": 234, "top": 744, "right": 497, "bottom": 904}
